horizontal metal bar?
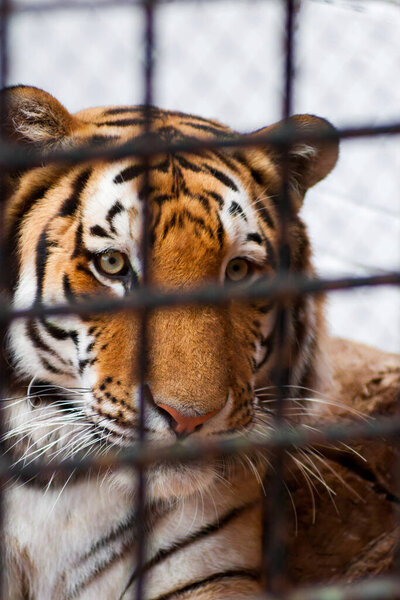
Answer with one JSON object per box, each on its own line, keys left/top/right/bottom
{"left": 1, "top": 271, "right": 399, "bottom": 325}
{"left": 2, "top": 413, "right": 400, "bottom": 479}
{"left": 4, "top": 0, "right": 246, "bottom": 13}
{"left": 247, "top": 575, "right": 400, "bottom": 600}
{"left": 3, "top": 0, "right": 260, "bottom": 13}
{"left": 0, "top": 120, "right": 400, "bottom": 171}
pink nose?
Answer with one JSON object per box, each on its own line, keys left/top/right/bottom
{"left": 158, "top": 404, "right": 220, "bottom": 436}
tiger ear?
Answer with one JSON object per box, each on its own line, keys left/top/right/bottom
{"left": 1, "top": 85, "right": 76, "bottom": 147}
{"left": 254, "top": 114, "right": 339, "bottom": 201}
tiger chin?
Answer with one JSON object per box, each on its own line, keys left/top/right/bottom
{"left": 0, "top": 85, "right": 338, "bottom": 599}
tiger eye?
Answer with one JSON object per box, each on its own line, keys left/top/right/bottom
{"left": 97, "top": 251, "right": 127, "bottom": 277}
{"left": 225, "top": 258, "right": 249, "bottom": 282}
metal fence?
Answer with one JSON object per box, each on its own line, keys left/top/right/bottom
{"left": 0, "top": 0, "right": 400, "bottom": 599}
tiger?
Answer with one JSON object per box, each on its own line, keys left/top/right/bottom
{"left": 0, "top": 85, "right": 339, "bottom": 600}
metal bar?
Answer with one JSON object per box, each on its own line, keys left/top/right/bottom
{"left": 0, "top": 0, "right": 9, "bottom": 594}
{"left": 2, "top": 0, "right": 254, "bottom": 13}
{"left": 224, "top": 575, "right": 400, "bottom": 600}
{"left": 263, "top": 0, "right": 296, "bottom": 594}
{"left": 0, "top": 271, "right": 398, "bottom": 324}
{"left": 0, "top": 121, "right": 400, "bottom": 171}
{"left": 134, "top": 1, "right": 155, "bottom": 598}
{"left": 3, "top": 414, "right": 400, "bottom": 478}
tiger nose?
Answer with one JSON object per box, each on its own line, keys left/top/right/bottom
{"left": 157, "top": 403, "right": 220, "bottom": 437}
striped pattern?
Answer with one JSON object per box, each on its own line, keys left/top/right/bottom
{"left": 1, "top": 86, "right": 338, "bottom": 599}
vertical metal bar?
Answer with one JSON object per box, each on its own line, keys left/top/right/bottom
{"left": 262, "top": 0, "right": 296, "bottom": 596}
{"left": 135, "top": 1, "right": 155, "bottom": 599}
{"left": 0, "top": 0, "right": 9, "bottom": 595}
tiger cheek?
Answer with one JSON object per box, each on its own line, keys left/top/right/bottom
{"left": 91, "top": 314, "right": 139, "bottom": 391}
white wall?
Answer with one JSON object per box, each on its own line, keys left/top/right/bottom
{"left": 7, "top": 0, "right": 400, "bottom": 352}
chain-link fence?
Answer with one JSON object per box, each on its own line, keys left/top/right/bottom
{"left": 0, "top": 0, "right": 399, "bottom": 599}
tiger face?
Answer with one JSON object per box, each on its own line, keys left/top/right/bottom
{"left": 2, "top": 86, "right": 338, "bottom": 499}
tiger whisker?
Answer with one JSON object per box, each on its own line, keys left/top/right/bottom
{"left": 257, "top": 395, "right": 369, "bottom": 420}
{"left": 289, "top": 454, "right": 317, "bottom": 524}
{"left": 49, "top": 469, "right": 77, "bottom": 514}
{"left": 306, "top": 447, "right": 364, "bottom": 502}
{"left": 19, "top": 425, "right": 93, "bottom": 466}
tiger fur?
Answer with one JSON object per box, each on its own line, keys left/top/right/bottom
{"left": 0, "top": 85, "right": 339, "bottom": 599}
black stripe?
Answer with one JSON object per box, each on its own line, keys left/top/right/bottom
{"left": 72, "top": 221, "right": 83, "bottom": 259}
{"left": 67, "top": 505, "right": 159, "bottom": 599}
{"left": 63, "top": 274, "right": 76, "bottom": 302}
{"left": 78, "top": 359, "right": 90, "bottom": 374}
{"left": 256, "top": 331, "right": 275, "bottom": 370}
{"left": 35, "top": 228, "right": 50, "bottom": 302}
{"left": 154, "top": 570, "right": 259, "bottom": 600}
{"left": 153, "top": 194, "right": 173, "bottom": 205}
{"left": 114, "top": 164, "right": 148, "bottom": 184}
{"left": 182, "top": 209, "right": 214, "bottom": 239}
{"left": 247, "top": 232, "right": 262, "bottom": 244}
{"left": 121, "top": 502, "right": 257, "bottom": 597}
{"left": 7, "top": 172, "right": 66, "bottom": 262}
{"left": 69, "top": 543, "right": 133, "bottom": 599}
{"left": 162, "top": 213, "right": 177, "bottom": 239}
{"left": 207, "top": 190, "right": 224, "bottom": 208}
{"left": 181, "top": 121, "right": 233, "bottom": 138}
{"left": 13, "top": 184, "right": 48, "bottom": 224}
{"left": 96, "top": 118, "right": 147, "bottom": 127}
{"left": 76, "top": 263, "right": 99, "bottom": 283}
{"left": 80, "top": 512, "right": 136, "bottom": 564}
{"left": 155, "top": 156, "right": 170, "bottom": 173}
{"left": 26, "top": 320, "right": 67, "bottom": 364}
{"left": 229, "top": 201, "right": 247, "bottom": 221}
{"left": 232, "top": 151, "right": 266, "bottom": 186}
{"left": 216, "top": 213, "right": 224, "bottom": 247}
{"left": 40, "top": 356, "right": 65, "bottom": 375}
{"left": 105, "top": 201, "right": 124, "bottom": 234}
{"left": 249, "top": 167, "right": 265, "bottom": 186}
{"left": 58, "top": 169, "right": 92, "bottom": 217}
{"left": 40, "top": 318, "right": 77, "bottom": 346}
{"left": 204, "top": 165, "right": 238, "bottom": 192}
{"left": 256, "top": 202, "right": 275, "bottom": 229}
{"left": 89, "top": 225, "right": 111, "bottom": 238}
{"left": 103, "top": 106, "right": 161, "bottom": 116}
{"left": 175, "top": 154, "right": 202, "bottom": 173}
{"left": 195, "top": 194, "right": 210, "bottom": 212}
{"left": 212, "top": 149, "right": 241, "bottom": 173}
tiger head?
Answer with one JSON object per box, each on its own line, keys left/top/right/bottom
{"left": 2, "top": 86, "right": 339, "bottom": 499}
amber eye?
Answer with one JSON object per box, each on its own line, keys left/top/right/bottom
{"left": 95, "top": 251, "right": 129, "bottom": 277}
{"left": 225, "top": 258, "right": 250, "bottom": 282}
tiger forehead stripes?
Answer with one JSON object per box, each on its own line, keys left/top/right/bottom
{"left": 1, "top": 86, "right": 338, "bottom": 600}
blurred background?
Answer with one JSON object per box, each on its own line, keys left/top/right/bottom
{"left": 6, "top": 0, "right": 400, "bottom": 352}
